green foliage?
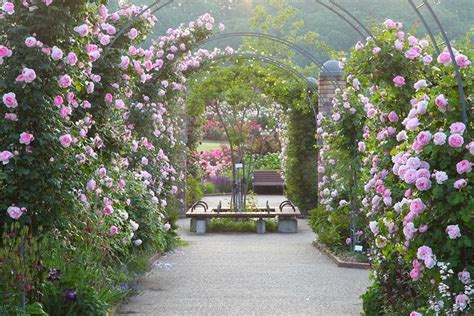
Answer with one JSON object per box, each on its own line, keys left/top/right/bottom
{"left": 255, "top": 153, "right": 281, "bottom": 170}
{"left": 186, "top": 176, "right": 204, "bottom": 208}
{"left": 207, "top": 218, "right": 278, "bottom": 233}
{"left": 285, "top": 108, "right": 318, "bottom": 213}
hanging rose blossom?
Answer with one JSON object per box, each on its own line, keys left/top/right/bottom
{"left": 2, "top": 92, "right": 18, "bottom": 108}
{"left": 19, "top": 132, "right": 34, "bottom": 145}
{"left": 446, "top": 225, "right": 461, "bottom": 239}
{"left": 109, "top": 226, "right": 118, "bottom": 235}
{"left": 58, "top": 74, "right": 72, "bottom": 88}
{"left": 456, "top": 160, "right": 472, "bottom": 174}
{"left": 392, "top": 75, "right": 405, "bottom": 87}
{"left": 0, "top": 151, "right": 14, "bottom": 164}
{"left": 7, "top": 206, "right": 24, "bottom": 220}
{"left": 74, "top": 24, "right": 89, "bottom": 37}
{"left": 455, "top": 54, "right": 471, "bottom": 68}
{"left": 453, "top": 179, "right": 467, "bottom": 190}
{"left": 448, "top": 134, "right": 464, "bottom": 148}
{"left": 51, "top": 46, "right": 63, "bottom": 61}
{"left": 2, "top": 2, "right": 14, "bottom": 15}
{"left": 59, "top": 134, "right": 73, "bottom": 147}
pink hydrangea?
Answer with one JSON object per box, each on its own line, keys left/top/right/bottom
{"left": 393, "top": 76, "right": 405, "bottom": 87}
{"left": 2, "top": 92, "right": 18, "bottom": 108}
{"left": 59, "top": 134, "right": 73, "bottom": 147}
{"left": 456, "top": 160, "right": 472, "bottom": 174}
{"left": 446, "top": 224, "right": 461, "bottom": 239}
{"left": 7, "top": 206, "right": 24, "bottom": 220}
{"left": 19, "top": 132, "right": 34, "bottom": 145}
{"left": 448, "top": 134, "right": 464, "bottom": 148}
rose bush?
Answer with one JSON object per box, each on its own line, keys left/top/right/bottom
{"left": 0, "top": 1, "right": 221, "bottom": 313}
{"left": 319, "top": 19, "right": 473, "bottom": 314}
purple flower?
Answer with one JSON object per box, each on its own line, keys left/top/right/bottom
{"left": 64, "top": 288, "right": 77, "bottom": 301}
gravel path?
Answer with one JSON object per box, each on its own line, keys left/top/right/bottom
{"left": 118, "top": 196, "right": 371, "bottom": 315}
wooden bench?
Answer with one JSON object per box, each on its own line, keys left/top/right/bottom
{"left": 186, "top": 200, "right": 300, "bottom": 234}
{"left": 252, "top": 170, "right": 284, "bottom": 194}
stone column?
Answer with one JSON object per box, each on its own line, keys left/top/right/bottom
{"left": 318, "top": 60, "right": 345, "bottom": 116}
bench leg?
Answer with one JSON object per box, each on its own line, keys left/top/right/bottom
{"left": 278, "top": 218, "right": 298, "bottom": 233}
{"left": 196, "top": 219, "right": 207, "bottom": 235}
{"left": 256, "top": 219, "right": 266, "bottom": 234}
{"left": 190, "top": 218, "right": 197, "bottom": 233}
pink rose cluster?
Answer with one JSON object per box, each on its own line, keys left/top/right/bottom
{"left": 392, "top": 154, "right": 432, "bottom": 192}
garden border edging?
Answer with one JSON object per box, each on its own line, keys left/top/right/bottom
{"left": 313, "top": 241, "right": 370, "bottom": 270}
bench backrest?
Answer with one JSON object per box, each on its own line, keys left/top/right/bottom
{"left": 253, "top": 170, "right": 284, "bottom": 186}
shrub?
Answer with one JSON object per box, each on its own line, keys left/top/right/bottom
{"left": 285, "top": 107, "right": 319, "bottom": 213}
{"left": 255, "top": 152, "right": 281, "bottom": 170}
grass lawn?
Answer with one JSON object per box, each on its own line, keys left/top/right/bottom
{"left": 197, "top": 140, "right": 228, "bottom": 152}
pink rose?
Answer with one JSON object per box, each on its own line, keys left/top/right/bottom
{"left": 418, "top": 224, "right": 428, "bottom": 233}
{"left": 86, "top": 179, "right": 96, "bottom": 191}
{"left": 127, "top": 28, "right": 138, "bottom": 39}
{"left": 435, "top": 94, "right": 448, "bottom": 112}
{"left": 65, "top": 52, "right": 78, "bottom": 65}
{"left": 403, "top": 222, "right": 417, "bottom": 241}
{"left": 433, "top": 132, "right": 447, "bottom": 145}
{"left": 54, "top": 95, "right": 64, "bottom": 106}
{"left": 409, "top": 267, "right": 422, "bottom": 281}
{"left": 410, "top": 198, "right": 426, "bottom": 213}
{"left": 59, "top": 134, "right": 73, "bottom": 147}
{"left": 22, "top": 68, "right": 37, "bottom": 83}
{"left": 0, "top": 45, "right": 12, "bottom": 58}
{"left": 104, "top": 93, "right": 113, "bottom": 103}
{"left": 422, "top": 55, "right": 433, "bottom": 65}
{"left": 74, "top": 24, "right": 89, "bottom": 37}
{"left": 24, "top": 37, "right": 37, "bottom": 48}
{"left": 7, "top": 206, "right": 24, "bottom": 220}
{"left": 51, "top": 46, "right": 63, "bottom": 61}
{"left": 0, "top": 151, "right": 14, "bottom": 164}
{"left": 2, "top": 92, "right": 18, "bottom": 108}
{"left": 393, "top": 76, "right": 405, "bottom": 87}
{"left": 383, "top": 19, "right": 396, "bottom": 29}
{"left": 454, "top": 179, "right": 467, "bottom": 190}
{"left": 405, "top": 118, "right": 419, "bottom": 131}
{"left": 19, "top": 132, "right": 34, "bottom": 145}
{"left": 416, "top": 131, "right": 431, "bottom": 146}
{"left": 109, "top": 225, "right": 118, "bottom": 235}
{"left": 455, "top": 294, "right": 469, "bottom": 309}
{"left": 58, "top": 74, "right": 72, "bottom": 88}
{"left": 415, "top": 177, "right": 431, "bottom": 191}
{"left": 372, "top": 47, "right": 381, "bottom": 55}
{"left": 446, "top": 224, "right": 461, "bottom": 239}
{"left": 455, "top": 54, "right": 471, "bottom": 68}
{"left": 437, "top": 51, "right": 452, "bottom": 65}
{"left": 434, "top": 171, "right": 448, "bottom": 184}
{"left": 405, "top": 48, "right": 419, "bottom": 60}
{"left": 2, "top": 2, "right": 14, "bottom": 15}
{"left": 388, "top": 111, "right": 398, "bottom": 123}
{"left": 448, "top": 134, "right": 464, "bottom": 148}
{"left": 404, "top": 169, "right": 418, "bottom": 184}
{"left": 104, "top": 205, "right": 114, "bottom": 216}
{"left": 416, "top": 245, "right": 432, "bottom": 261}
{"left": 458, "top": 271, "right": 471, "bottom": 285}
{"left": 5, "top": 113, "right": 17, "bottom": 121}
{"left": 468, "top": 142, "right": 474, "bottom": 155}
{"left": 450, "top": 122, "right": 466, "bottom": 135}
{"left": 115, "top": 99, "right": 125, "bottom": 110}
{"left": 456, "top": 160, "right": 472, "bottom": 174}
{"left": 413, "top": 79, "right": 427, "bottom": 91}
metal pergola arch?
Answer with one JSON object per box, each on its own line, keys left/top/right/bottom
{"left": 316, "top": 0, "right": 468, "bottom": 126}
{"left": 198, "top": 31, "right": 344, "bottom": 92}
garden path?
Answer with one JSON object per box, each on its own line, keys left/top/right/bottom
{"left": 118, "top": 195, "right": 371, "bottom": 315}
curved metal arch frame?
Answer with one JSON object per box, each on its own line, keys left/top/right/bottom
{"left": 316, "top": 0, "right": 467, "bottom": 126}
{"left": 207, "top": 53, "right": 322, "bottom": 123}
{"left": 408, "top": 0, "right": 468, "bottom": 125}
{"left": 199, "top": 32, "right": 344, "bottom": 92}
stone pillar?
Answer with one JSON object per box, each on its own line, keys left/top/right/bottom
{"left": 318, "top": 60, "right": 345, "bottom": 116}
